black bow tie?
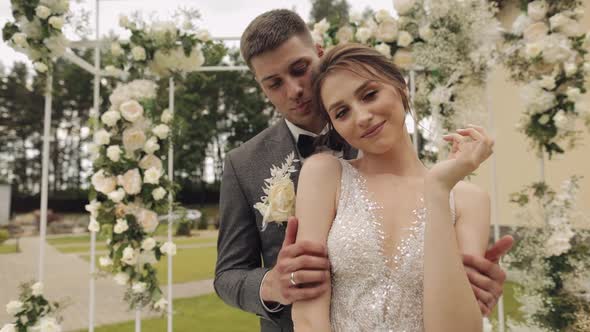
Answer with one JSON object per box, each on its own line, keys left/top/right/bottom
{"left": 297, "top": 134, "right": 316, "bottom": 158}
{"left": 297, "top": 133, "right": 344, "bottom": 158}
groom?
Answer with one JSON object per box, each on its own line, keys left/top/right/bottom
{"left": 214, "top": 9, "right": 513, "bottom": 331}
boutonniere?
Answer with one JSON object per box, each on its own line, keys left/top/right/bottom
{"left": 254, "top": 152, "right": 299, "bottom": 230}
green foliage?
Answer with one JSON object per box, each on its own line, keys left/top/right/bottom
{"left": 309, "top": 0, "right": 350, "bottom": 26}
{"left": 0, "top": 229, "right": 9, "bottom": 245}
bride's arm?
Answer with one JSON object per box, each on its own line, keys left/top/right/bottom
{"left": 423, "top": 126, "right": 494, "bottom": 332}
{"left": 292, "top": 154, "right": 341, "bottom": 332}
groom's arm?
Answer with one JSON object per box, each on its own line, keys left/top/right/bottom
{"left": 214, "top": 153, "right": 278, "bottom": 321}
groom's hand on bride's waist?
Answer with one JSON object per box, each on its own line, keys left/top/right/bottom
{"left": 261, "top": 217, "right": 331, "bottom": 306}
{"left": 462, "top": 235, "right": 514, "bottom": 316}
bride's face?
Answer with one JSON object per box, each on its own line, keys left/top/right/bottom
{"left": 320, "top": 69, "right": 407, "bottom": 154}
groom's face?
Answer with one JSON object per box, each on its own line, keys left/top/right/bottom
{"left": 251, "top": 35, "right": 324, "bottom": 133}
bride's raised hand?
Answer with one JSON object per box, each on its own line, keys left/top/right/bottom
{"left": 426, "top": 124, "right": 494, "bottom": 190}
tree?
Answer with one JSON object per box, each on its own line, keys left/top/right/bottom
{"left": 309, "top": 0, "right": 350, "bottom": 26}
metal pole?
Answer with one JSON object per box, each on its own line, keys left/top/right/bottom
{"left": 38, "top": 73, "right": 53, "bottom": 283}
{"left": 167, "top": 77, "right": 175, "bottom": 332}
{"left": 88, "top": 0, "right": 100, "bottom": 330}
{"left": 485, "top": 76, "right": 504, "bottom": 332}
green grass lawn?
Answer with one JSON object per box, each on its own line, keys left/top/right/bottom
{"left": 0, "top": 243, "right": 19, "bottom": 254}
{"left": 80, "top": 246, "right": 217, "bottom": 284}
{"left": 74, "top": 293, "right": 258, "bottom": 332}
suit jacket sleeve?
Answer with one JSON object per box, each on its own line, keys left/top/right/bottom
{"left": 214, "top": 152, "right": 281, "bottom": 322}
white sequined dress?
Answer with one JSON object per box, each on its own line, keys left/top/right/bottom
{"left": 327, "top": 159, "right": 455, "bottom": 332}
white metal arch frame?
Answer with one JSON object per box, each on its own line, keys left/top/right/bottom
{"left": 33, "top": 1, "right": 505, "bottom": 331}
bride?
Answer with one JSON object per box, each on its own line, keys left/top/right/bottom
{"left": 292, "top": 44, "right": 493, "bottom": 331}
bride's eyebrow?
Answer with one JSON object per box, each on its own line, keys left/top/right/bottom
{"left": 326, "top": 80, "right": 374, "bottom": 113}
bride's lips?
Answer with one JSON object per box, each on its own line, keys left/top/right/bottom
{"left": 293, "top": 100, "right": 311, "bottom": 113}
{"left": 361, "top": 121, "right": 386, "bottom": 138}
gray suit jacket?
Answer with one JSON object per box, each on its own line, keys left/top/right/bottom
{"left": 214, "top": 119, "right": 356, "bottom": 332}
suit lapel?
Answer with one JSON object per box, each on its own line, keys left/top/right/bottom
{"left": 263, "top": 119, "right": 303, "bottom": 192}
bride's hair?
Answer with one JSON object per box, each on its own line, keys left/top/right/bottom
{"left": 311, "top": 43, "right": 411, "bottom": 149}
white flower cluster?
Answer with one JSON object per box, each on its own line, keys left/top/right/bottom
{"left": 505, "top": 1, "right": 589, "bottom": 154}
{"left": 86, "top": 79, "right": 176, "bottom": 311}
{"left": 1, "top": 282, "right": 62, "bottom": 332}
{"left": 110, "top": 16, "right": 210, "bottom": 78}
{"left": 5, "top": 0, "right": 70, "bottom": 73}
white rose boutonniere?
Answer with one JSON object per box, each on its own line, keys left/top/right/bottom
{"left": 254, "top": 152, "right": 299, "bottom": 230}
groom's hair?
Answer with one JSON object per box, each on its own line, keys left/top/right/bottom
{"left": 240, "top": 9, "right": 314, "bottom": 70}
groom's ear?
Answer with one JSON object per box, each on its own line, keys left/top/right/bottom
{"left": 315, "top": 43, "right": 324, "bottom": 57}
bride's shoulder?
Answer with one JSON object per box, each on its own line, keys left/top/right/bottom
{"left": 299, "top": 153, "right": 343, "bottom": 183}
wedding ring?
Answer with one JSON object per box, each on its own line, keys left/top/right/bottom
{"left": 289, "top": 272, "right": 297, "bottom": 286}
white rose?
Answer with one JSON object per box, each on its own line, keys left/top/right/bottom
{"left": 88, "top": 217, "right": 100, "bottom": 233}
{"left": 132, "top": 282, "right": 147, "bottom": 294}
{"left": 43, "top": 35, "right": 68, "bottom": 57}
{"left": 527, "top": 1, "right": 547, "bottom": 21}
{"left": 512, "top": 14, "right": 533, "bottom": 36}
{"left": 154, "top": 298, "right": 168, "bottom": 311}
{"left": 111, "top": 42, "right": 124, "bottom": 56}
{"left": 355, "top": 27, "right": 372, "bottom": 44}
{"left": 35, "top": 5, "right": 51, "bottom": 19}
{"left": 313, "top": 18, "right": 330, "bottom": 35}
{"left": 564, "top": 62, "right": 577, "bottom": 77}
{"left": 152, "top": 124, "right": 170, "bottom": 139}
{"left": 118, "top": 15, "right": 130, "bottom": 28}
{"left": 550, "top": 14, "right": 580, "bottom": 37}
{"left": 393, "top": 49, "right": 413, "bottom": 69}
{"left": 310, "top": 30, "right": 323, "bottom": 44}
{"left": 106, "top": 145, "right": 122, "bottom": 162}
{"left": 11, "top": 33, "right": 28, "bottom": 48}
{"left": 545, "top": 227, "right": 574, "bottom": 257}
{"left": 34, "top": 62, "right": 48, "bottom": 73}
{"left": 542, "top": 34, "right": 574, "bottom": 63}
{"left": 136, "top": 208, "right": 159, "bottom": 233}
{"left": 152, "top": 187, "right": 167, "bottom": 200}
{"left": 32, "top": 317, "right": 61, "bottom": 332}
{"left": 262, "top": 177, "right": 295, "bottom": 223}
{"left": 538, "top": 114, "right": 550, "bottom": 125}
{"left": 538, "top": 75, "right": 555, "bottom": 90}
{"left": 335, "top": 26, "right": 354, "bottom": 44}
{"left": 139, "top": 154, "right": 163, "bottom": 170}
{"left": 119, "top": 100, "right": 144, "bottom": 123}
{"left": 419, "top": 25, "right": 434, "bottom": 42}
{"left": 0, "top": 324, "right": 16, "bottom": 332}
{"left": 375, "top": 9, "right": 394, "bottom": 23}
{"left": 523, "top": 22, "right": 548, "bottom": 42}
{"left": 397, "top": 31, "right": 414, "bottom": 48}
{"left": 48, "top": 16, "right": 64, "bottom": 29}
{"left": 566, "top": 87, "right": 581, "bottom": 101}
{"left": 138, "top": 250, "right": 157, "bottom": 265}
{"left": 117, "top": 169, "right": 142, "bottom": 195}
{"left": 122, "top": 127, "right": 147, "bottom": 153}
{"left": 141, "top": 237, "right": 156, "bottom": 251}
{"left": 394, "top": 0, "right": 416, "bottom": 15}
{"left": 374, "top": 43, "right": 392, "bottom": 59}
{"left": 99, "top": 256, "right": 113, "bottom": 267}
{"left": 161, "top": 109, "right": 173, "bottom": 123}
{"left": 160, "top": 241, "right": 177, "bottom": 256}
{"left": 525, "top": 42, "right": 543, "bottom": 59}
{"left": 553, "top": 110, "right": 570, "bottom": 130}
{"left": 6, "top": 300, "right": 23, "bottom": 315}
{"left": 113, "top": 272, "right": 129, "bottom": 285}
{"left": 131, "top": 46, "right": 146, "bottom": 61}
{"left": 143, "top": 136, "right": 160, "bottom": 154}
{"left": 91, "top": 170, "right": 117, "bottom": 194}
{"left": 195, "top": 29, "right": 210, "bottom": 42}
{"left": 93, "top": 129, "right": 111, "bottom": 146}
{"left": 85, "top": 199, "right": 101, "bottom": 217}
{"left": 100, "top": 110, "right": 121, "bottom": 127}
{"left": 121, "top": 246, "right": 138, "bottom": 265}
{"left": 144, "top": 167, "right": 162, "bottom": 185}
{"left": 113, "top": 218, "right": 129, "bottom": 234}
{"left": 31, "top": 282, "right": 43, "bottom": 296}
{"left": 376, "top": 21, "right": 398, "bottom": 43}
{"left": 108, "top": 188, "right": 126, "bottom": 203}
{"left": 349, "top": 11, "right": 363, "bottom": 23}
